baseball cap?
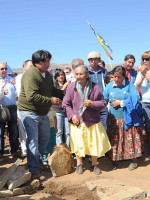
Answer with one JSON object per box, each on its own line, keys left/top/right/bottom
{"left": 87, "top": 51, "right": 101, "bottom": 60}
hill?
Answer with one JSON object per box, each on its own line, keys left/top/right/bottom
{"left": 13, "top": 63, "right": 121, "bottom": 74}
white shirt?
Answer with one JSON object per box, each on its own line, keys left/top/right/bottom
{"left": 66, "top": 73, "right": 76, "bottom": 82}
{"left": 134, "top": 72, "right": 150, "bottom": 102}
{"left": 15, "top": 73, "right": 23, "bottom": 96}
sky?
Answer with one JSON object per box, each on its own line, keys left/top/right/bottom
{"left": 0, "top": 0, "right": 150, "bottom": 69}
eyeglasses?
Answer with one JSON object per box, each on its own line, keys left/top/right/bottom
{"left": 142, "top": 58, "right": 150, "bottom": 61}
{"left": 65, "top": 71, "right": 70, "bottom": 74}
{"left": 0, "top": 67, "right": 8, "bottom": 71}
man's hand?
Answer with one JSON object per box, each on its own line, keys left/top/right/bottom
{"left": 4, "top": 89, "right": 9, "bottom": 95}
{"left": 10, "top": 79, "right": 15, "bottom": 86}
{"left": 72, "top": 115, "right": 80, "bottom": 126}
{"left": 84, "top": 100, "right": 93, "bottom": 107}
{"left": 52, "top": 97, "right": 62, "bottom": 106}
{"left": 2, "top": 79, "right": 7, "bottom": 88}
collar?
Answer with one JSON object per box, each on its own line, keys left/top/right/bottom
{"left": 88, "top": 65, "right": 104, "bottom": 71}
{"left": 113, "top": 79, "right": 125, "bottom": 87}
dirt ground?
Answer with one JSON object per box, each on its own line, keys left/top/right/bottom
{"left": 1, "top": 136, "right": 150, "bottom": 200}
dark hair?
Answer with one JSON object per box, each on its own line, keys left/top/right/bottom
{"left": 106, "top": 70, "right": 114, "bottom": 84}
{"left": 100, "top": 60, "right": 105, "bottom": 67}
{"left": 23, "top": 60, "right": 32, "bottom": 68}
{"left": 113, "top": 65, "right": 126, "bottom": 78}
{"left": 32, "top": 50, "right": 52, "bottom": 66}
{"left": 124, "top": 54, "right": 135, "bottom": 62}
{"left": 54, "top": 68, "right": 67, "bottom": 86}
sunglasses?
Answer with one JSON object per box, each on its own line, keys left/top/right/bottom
{"left": 0, "top": 67, "right": 8, "bottom": 71}
{"left": 142, "top": 58, "right": 150, "bottom": 61}
{"left": 88, "top": 58, "right": 100, "bottom": 61}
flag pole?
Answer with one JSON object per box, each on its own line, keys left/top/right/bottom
{"left": 87, "top": 20, "right": 113, "bottom": 68}
{"left": 108, "top": 57, "right": 113, "bottom": 69}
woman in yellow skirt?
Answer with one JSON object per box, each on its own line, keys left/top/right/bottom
{"left": 62, "top": 65, "right": 111, "bottom": 175}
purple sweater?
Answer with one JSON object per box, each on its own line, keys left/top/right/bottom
{"left": 62, "top": 81, "right": 106, "bottom": 127}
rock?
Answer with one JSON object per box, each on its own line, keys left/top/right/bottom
{"left": 86, "top": 179, "right": 145, "bottom": 200}
{"left": 123, "top": 192, "right": 147, "bottom": 199}
{"left": 7, "top": 166, "right": 31, "bottom": 190}
{"left": 147, "top": 191, "right": 150, "bottom": 198}
{"left": 0, "top": 188, "right": 13, "bottom": 197}
{"left": 0, "top": 158, "right": 22, "bottom": 190}
{"left": 48, "top": 143, "right": 74, "bottom": 177}
{"left": 13, "top": 179, "right": 40, "bottom": 195}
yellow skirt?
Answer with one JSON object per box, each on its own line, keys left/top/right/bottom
{"left": 69, "top": 122, "right": 111, "bottom": 157}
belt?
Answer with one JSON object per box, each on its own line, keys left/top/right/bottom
{"left": 3, "top": 105, "right": 16, "bottom": 108}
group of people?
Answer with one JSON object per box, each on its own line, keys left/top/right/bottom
{"left": 0, "top": 49, "right": 150, "bottom": 180}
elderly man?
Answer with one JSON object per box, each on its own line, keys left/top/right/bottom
{"left": 0, "top": 62, "right": 19, "bottom": 157}
{"left": 18, "top": 50, "right": 64, "bottom": 180}
{"left": 87, "top": 51, "right": 108, "bottom": 131}
{"left": 66, "top": 58, "right": 84, "bottom": 82}
{"left": 15, "top": 60, "right": 33, "bottom": 159}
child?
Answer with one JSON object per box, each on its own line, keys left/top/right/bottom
{"left": 106, "top": 70, "right": 114, "bottom": 84}
{"left": 42, "top": 107, "right": 57, "bottom": 165}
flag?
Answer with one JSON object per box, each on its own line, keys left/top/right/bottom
{"left": 87, "top": 21, "right": 113, "bottom": 60}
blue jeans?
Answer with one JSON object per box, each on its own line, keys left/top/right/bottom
{"left": 56, "top": 112, "right": 70, "bottom": 148}
{"left": 0, "top": 105, "right": 19, "bottom": 154}
{"left": 142, "top": 103, "right": 150, "bottom": 155}
{"left": 42, "top": 126, "right": 56, "bottom": 164}
{"left": 19, "top": 111, "right": 50, "bottom": 174}
{"left": 100, "top": 107, "right": 108, "bottom": 132}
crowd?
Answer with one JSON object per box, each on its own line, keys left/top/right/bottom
{"left": 0, "top": 49, "right": 150, "bottom": 180}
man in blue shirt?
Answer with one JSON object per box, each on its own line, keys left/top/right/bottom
{"left": 87, "top": 51, "right": 108, "bottom": 131}
{"left": 0, "top": 62, "right": 19, "bottom": 157}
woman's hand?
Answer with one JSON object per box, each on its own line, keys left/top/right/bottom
{"left": 140, "top": 65, "right": 148, "bottom": 76}
{"left": 84, "top": 100, "right": 93, "bottom": 107}
{"left": 62, "top": 81, "right": 71, "bottom": 90}
{"left": 72, "top": 115, "right": 80, "bottom": 126}
{"left": 111, "top": 100, "right": 121, "bottom": 107}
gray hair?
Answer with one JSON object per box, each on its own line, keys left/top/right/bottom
{"left": 75, "top": 65, "right": 89, "bottom": 75}
{"left": 72, "top": 58, "right": 84, "bottom": 70}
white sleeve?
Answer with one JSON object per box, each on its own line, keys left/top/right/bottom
{"left": 0, "top": 86, "right": 4, "bottom": 100}
{"left": 0, "top": 80, "right": 4, "bottom": 100}
{"left": 134, "top": 72, "right": 142, "bottom": 87}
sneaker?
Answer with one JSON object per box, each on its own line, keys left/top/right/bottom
{"left": 128, "top": 162, "right": 138, "bottom": 170}
{"left": 22, "top": 157, "right": 27, "bottom": 164}
{"left": 144, "top": 157, "right": 150, "bottom": 162}
{"left": 92, "top": 165, "right": 101, "bottom": 175}
{"left": 76, "top": 164, "right": 83, "bottom": 174}
{"left": 88, "top": 157, "right": 92, "bottom": 164}
{"left": 0, "top": 154, "right": 3, "bottom": 158}
{"left": 32, "top": 171, "right": 46, "bottom": 181}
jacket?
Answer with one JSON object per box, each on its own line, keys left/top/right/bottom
{"left": 62, "top": 81, "right": 106, "bottom": 127}
{"left": 123, "top": 93, "right": 143, "bottom": 130}
{"left": 88, "top": 65, "right": 107, "bottom": 92}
